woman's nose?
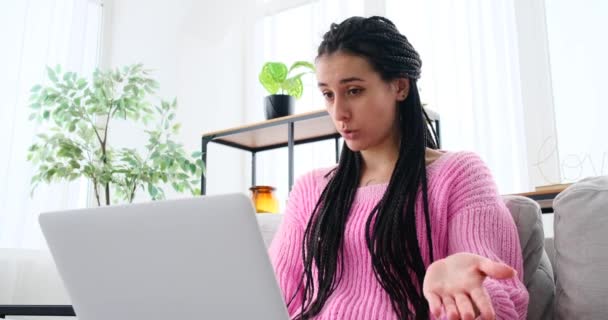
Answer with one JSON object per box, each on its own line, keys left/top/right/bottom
{"left": 333, "top": 96, "right": 351, "bottom": 122}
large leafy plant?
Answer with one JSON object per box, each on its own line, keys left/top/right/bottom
{"left": 258, "top": 61, "right": 315, "bottom": 99}
{"left": 27, "top": 64, "right": 205, "bottom": 206}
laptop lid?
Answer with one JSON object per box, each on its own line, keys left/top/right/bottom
{"left": 39, "top": 193, "right": 289, "bottom": 320}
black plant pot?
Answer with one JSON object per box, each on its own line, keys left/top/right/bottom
{"left": 264, "top": 94, "right": 295, "bottom": 120}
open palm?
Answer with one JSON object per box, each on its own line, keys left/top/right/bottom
{"left": 423, "top": 252, "right": 517, "bottom": 320}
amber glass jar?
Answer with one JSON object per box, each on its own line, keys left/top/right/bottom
{"left": 249, "top": 185, "right": 279, "bottom": 213}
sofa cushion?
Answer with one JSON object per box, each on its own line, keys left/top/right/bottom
{"left": 554, "top": 176, "right": 608, "bottom": 320}
{"left": 503, "top": 195, "right": 555, "bottom": 320}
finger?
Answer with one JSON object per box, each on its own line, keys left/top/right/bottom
{"left": 470, "top": 287, "right": 495, "bottom": 320}
{"left": 441, "top": 296, "right": 460, "bottom": 320}
{"left": 454, "top": 293, "right": 476, "bottom": 320}
{"left": 478, "top": 259, "right": 516, "bottom": 279}
{"left": 425, "top": 291, "right": 443, "bottom": 318}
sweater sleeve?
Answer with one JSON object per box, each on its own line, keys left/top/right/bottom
{"left": 446, "top": 152, "right": 529, "bottom": 319}
{"left": 268, "top": 171, "right": 319, "bottom": 316}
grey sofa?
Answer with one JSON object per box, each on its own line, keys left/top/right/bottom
{"left": 258, "top": 175, "right": 608, "bottom": 320}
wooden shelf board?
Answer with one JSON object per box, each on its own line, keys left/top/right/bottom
{"left": 203, "top": 109, "right": 338, "bottom": 150}
{"left": 514, "top": 184, "right": 571, "bottom": 197}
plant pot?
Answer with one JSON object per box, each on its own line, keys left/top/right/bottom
{"left": 264, "top": 94, "right": 295, "bottom": 120}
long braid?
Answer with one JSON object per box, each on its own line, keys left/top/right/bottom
{"left": 292, "top": 16, "right": 439, "bottom": 319}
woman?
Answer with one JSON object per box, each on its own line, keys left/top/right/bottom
{"left": 269, "top": 16, "right": 528, "bottom": 320}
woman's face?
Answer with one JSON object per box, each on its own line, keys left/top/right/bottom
{"left": 316, "top": 52, "right": 408, "bottom": 152}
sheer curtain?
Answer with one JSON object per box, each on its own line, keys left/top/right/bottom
{"left": 544, "top": 1, "right": 608, "bottom": 182}
{"left": 0, "top": 0, "right": 102, "bottom": 249}
{"left": 387, "top": 0, "right": 530, "bottom": 194}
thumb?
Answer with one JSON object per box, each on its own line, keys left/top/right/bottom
{"left": 478, "top": 258, "right": 517, "bottom": 279}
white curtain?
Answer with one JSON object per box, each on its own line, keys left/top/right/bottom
{"left": 387, "top": 0, "right": 530, "bottom": 194}
{"left": 0, "top": 0, "right": 102, "bottom": 249}
{"left": 544, "top": 1, "right": 608, "bottom": 182}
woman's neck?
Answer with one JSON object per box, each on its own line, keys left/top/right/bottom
{"left": 359, "top": 137, "right": 400, "bottom": 186}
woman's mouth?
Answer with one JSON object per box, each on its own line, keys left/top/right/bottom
{"left": 341, "top": 129, "right": 358, "bottom": 140}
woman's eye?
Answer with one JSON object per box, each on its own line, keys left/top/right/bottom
{"left": 347, "top": 88, "right": 362, "bottom": 96}
{"left": 322, "top": 92, "right": 334, "bottom": 99}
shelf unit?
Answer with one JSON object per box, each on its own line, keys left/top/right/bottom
{"left": 200, "top": 109, "right": 441, "bottom": 195}
{"left": 201, "top": 110, "right": 339, "bottom": 195}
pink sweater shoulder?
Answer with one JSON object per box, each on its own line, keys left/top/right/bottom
{"left": 269, "top": 151, "right": 529, "bottom": 319}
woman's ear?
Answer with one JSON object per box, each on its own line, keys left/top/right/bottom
{"left": 395, "top": 78, "right": 410, "bottom": 101}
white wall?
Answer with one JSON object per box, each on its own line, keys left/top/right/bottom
{"left": 100, "top": 0, "right": 255, "bottom": 200}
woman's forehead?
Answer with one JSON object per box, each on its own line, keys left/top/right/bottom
{"left": 316, "top": 53, "right": 378, "bottom": 84}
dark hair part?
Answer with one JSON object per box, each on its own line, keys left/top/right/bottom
{"left": 290, "top": 16, "right": 439, "bottom": 319}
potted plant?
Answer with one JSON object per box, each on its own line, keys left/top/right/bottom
{"left": 27, "top": 64, "right": 205, "bottom": 206}
{"left": 258, "top": 61, "right": 315, "bottom": 119}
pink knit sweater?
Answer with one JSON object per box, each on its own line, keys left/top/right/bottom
{"left": 269, "top": 151, "right": 529, "bottom": 319}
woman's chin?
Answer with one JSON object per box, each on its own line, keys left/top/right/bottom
{"left": 344, "top": 140, "right": 366, "bottom": 152}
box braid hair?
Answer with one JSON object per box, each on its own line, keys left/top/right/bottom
{"left": 289, "top": 16, "right": 440, "bottom": 319}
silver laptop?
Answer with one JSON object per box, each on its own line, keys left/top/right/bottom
{"left": 39, "top": 193, "right": 290, "bottom": 320}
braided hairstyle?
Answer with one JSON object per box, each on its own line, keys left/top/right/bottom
{"left": 291, "top": 16, "right": 440, "bottom": 319}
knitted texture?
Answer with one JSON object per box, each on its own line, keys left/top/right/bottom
{"left": 269, "top": 151, "right": 529, "bottom": 319}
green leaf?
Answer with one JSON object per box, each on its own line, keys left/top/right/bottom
{"left": 288, "top": 61, "right": 315, "bottom": 74}
{"left": 46, "top": 168, "right": 57, "bottom": 180}
{"left": 47, "top": 66, "right": 58, "bottom": 83}
{"left": 259, "top": 62, "right": 287, "bottom": 95}
{"left": 148, "top": 184, "right": 158, "bottom": 198}
{"left": 77, "top": 79, "right": 87, "bottom": 89}
{"left": 69, "top": 160, "right": 80, "bottom": 169}
{"left": 282, "top": 76, "right": 303, "bottom": 99}
{"left": 31, "top": 85, "right": 42, "bottom": 93}
{"left": 197, "top": 159, "right": 206, "bottom": 176}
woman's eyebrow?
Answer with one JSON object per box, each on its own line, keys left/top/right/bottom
{"left": 318, "top": 77, "right": 365, "bottom": 87}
